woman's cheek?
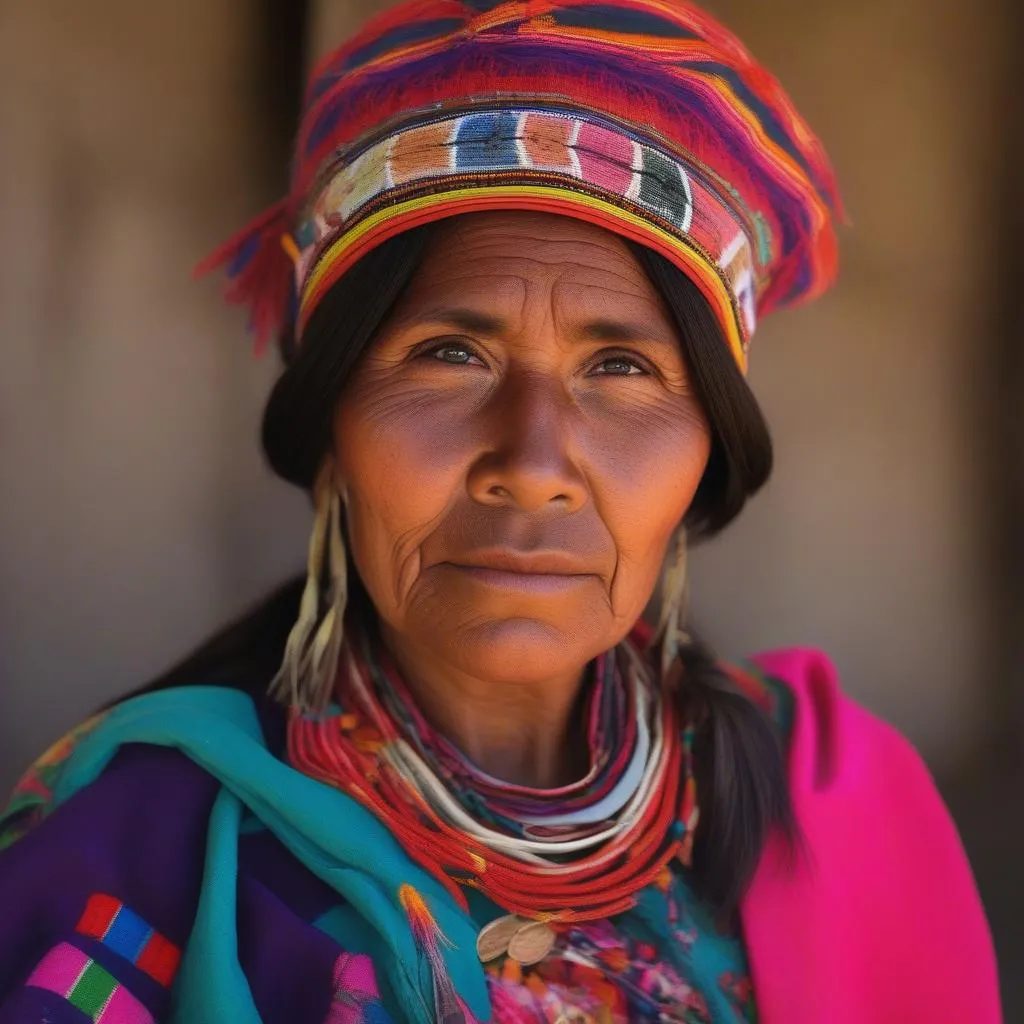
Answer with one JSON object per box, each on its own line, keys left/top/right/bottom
{"left": 341, "top": 410, "right": 479, "bottom": 612}
{"left": 584, "top": 409, "right": 708, "bottom": 512}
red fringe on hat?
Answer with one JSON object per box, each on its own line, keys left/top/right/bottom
{"left": 193, "top": 200, "right": 293, "bottom": 355}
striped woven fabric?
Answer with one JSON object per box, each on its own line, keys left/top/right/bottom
{"left": 25, "top": 943, "right": 153, "bottom": 1023}
{"left": 201, "top": 0, "right": 842, "bottom": 371}
{"left": 77, "top": 894, "right": 181, "bottom": 988}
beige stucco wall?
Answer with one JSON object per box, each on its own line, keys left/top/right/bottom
{"left": 0, "top": 0, "right": 1005, "bottom": 793}
{"left": 688, "top": 0, "right": 1003, "bottom": 760}
{"left": 0, "top": 1, "right": 308, "bottom": 785}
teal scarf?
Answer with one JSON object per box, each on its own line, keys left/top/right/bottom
{"left": 47, "top": 686, "right": 492, "bottom": 1024}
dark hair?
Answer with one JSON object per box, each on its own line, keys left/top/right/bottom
{"left": 629, "top": 244, "right": 794, "bottom": 912}
{"left": 130, "top": 221, "right": 793, "bottom": 917}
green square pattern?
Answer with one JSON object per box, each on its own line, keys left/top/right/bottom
{"left": 68, "top": 959, "right": 118, "bottom": 1020}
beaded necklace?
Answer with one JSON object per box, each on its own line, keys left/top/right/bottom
{"left": 288, "top": 624, "right": 698, "bottom": 925}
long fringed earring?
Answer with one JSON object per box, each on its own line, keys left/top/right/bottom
{"left": 269, "top": 459, "right": 348, "bottom": 714}
{"left": 656, "top": 525, "right": 691, "bottom": 681}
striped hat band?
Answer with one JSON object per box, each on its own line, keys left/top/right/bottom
{"left": 291, "top": 106, "right": 763, "bottom": 370}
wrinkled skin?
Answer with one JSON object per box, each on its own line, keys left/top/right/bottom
{"left": 333, "top": 212, "right": 710, "bottom": 785}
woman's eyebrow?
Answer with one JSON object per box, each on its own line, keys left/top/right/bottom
{"left": 579, "top": 318, "right": 677, "bottom": 348}
{"left": 397, "top": 306, "right": 509, "bottom": 335}
{"left": 394, "top": 308, "right": 675, "bottom": 348}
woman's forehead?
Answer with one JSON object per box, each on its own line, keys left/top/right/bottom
{"left": 400, "top": 212, "right": 669, "bottom": 309}
{"left": 431, "top": 211, "right": 636, "bottom": 262}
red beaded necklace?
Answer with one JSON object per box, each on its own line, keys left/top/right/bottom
{"left": 288, "top": 628, "right": 698, "bottom": 924}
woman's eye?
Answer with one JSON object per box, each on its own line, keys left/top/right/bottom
{"left": 592, "top": 355, "right": 647, "bottom": 376}
{"left": 424, "top": 342, "right": 483, "bottom": 366}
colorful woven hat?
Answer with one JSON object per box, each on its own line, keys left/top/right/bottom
{"left": 200, "top": 0, "right": 842, "bottom": 372}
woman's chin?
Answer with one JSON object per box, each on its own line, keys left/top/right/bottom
{"left": 431, "top": 616, "right": 607, "bottom": 685}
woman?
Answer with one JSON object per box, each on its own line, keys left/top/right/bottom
{"left": 0, "top": 1, "right": 1001, "bottom": 1022}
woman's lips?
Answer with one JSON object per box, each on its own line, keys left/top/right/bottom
{"left": 445, "top": 563, "right": 597, "bottom": 594}
{"left": 440, "top": 549, "right": 599, "bottom": 594}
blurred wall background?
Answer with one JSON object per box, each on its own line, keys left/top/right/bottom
{"left": 2, "top": 0, "right": 1019, "bottom": 1007}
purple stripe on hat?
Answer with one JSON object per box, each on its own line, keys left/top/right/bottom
{"left": 553, "top": 3, "right": 702, "bottom": 37}
{"left": 341, "top": 18, "right": 464, "bottom": 74}
{"left": 675, "top": 60, "right": 826, "bottom": 203}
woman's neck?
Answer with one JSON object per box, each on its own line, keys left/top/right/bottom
{"left": 378, "top": 624, "right": 591, "bottom": 789}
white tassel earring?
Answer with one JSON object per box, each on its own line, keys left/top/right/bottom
{"left": 269, "top": 459, "right": 348, "bottom": 714}
{"left": 656, "top": 525, "right": 691, "bottom": 680}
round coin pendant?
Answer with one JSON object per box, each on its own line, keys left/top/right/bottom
{"left": 476, "top": 914, "right": 528, "bottom": 963}
{"left": 506, "top": 921, "right": 557, "bottom": 966}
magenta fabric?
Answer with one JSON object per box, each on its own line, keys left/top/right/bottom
{"left": 325, "top": 953, "right": 383, "bottom": 1024}
{"left": 741, "top": 648, "right": 1002, "bottom": 1023}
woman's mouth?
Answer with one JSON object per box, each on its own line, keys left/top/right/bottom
{"left": 445, "top": 563, "right": 596, "bottom": 594}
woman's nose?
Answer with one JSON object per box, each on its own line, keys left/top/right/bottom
{"left": 466, "top": 373, "right": 588, "bottom": 513}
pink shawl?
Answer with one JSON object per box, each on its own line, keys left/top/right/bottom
{"left": 741, "top": 648, "right": 1002, "bottom": 1022}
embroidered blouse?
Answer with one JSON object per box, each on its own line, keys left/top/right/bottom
{"left": 0, "top": 651, "right": 1000, "bottom": 1024}
{"left": 0, "top": 666, "right": 789, "bottom": 1024}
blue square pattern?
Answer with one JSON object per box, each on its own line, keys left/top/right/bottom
{"left": 103, "top": 906, "right": 153, "bottom": 963}
{"left": 454, "top": 112, "right": 522, "bottom": 170}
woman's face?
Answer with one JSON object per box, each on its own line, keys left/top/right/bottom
{"left": 333, "top": 211, "right": 711, "bottom": 684}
